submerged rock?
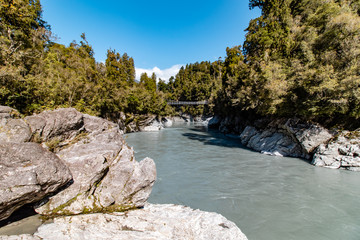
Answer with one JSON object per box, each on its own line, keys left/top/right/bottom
{"left": 312, "top": 131, "right": 360, "bottom": 171}
{"left": 1, "top": 204, "right": 247, "bottom": 240}
{"left": 0, "top": 143, "right": 72, "bottom": 221}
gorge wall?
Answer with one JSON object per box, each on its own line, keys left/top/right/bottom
{"left": 209, "top": 115, "right": 360, "bottom": 171}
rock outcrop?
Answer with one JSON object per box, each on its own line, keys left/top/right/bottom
{"left": 0, "top": 204, "right": 247, "bottom": 240}
{"left": 237, "top": 118, "right": 334, "bottom": 159}
{"left": 0, "top": 142, "right": 72, "bottom": 221}
{"left": 31, "top": 110, "right": 156, "bottom": 216}
{"left": 213, "top": 115, "right": 360, "bottom": 171}
{"left": 312, "top": 131, "right": 360, "bottom": 171}
{"left": 280, "top": 118, "right": 334, "bottom": 155}
{"left": 0, "top": 107, "right": 156, "bottom": 219}
{"left": 118, "top": 114, "right": 164, "bottom": 133}
{"left": 240, "top": 126, "right": 305, "bottom": 157}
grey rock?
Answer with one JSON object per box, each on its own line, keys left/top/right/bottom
{"left": 35, "top": 115, "right": 156, "bottom": 216}
{"left": 94, "top": 150, "right": 156, "bottom": 208}
{"left": 0, "top": 143, "right": 72, "bottom": 221}
{"left": 237, "top": 118, "right": 334, "bottom": 159}
{"left": 241, "top": 128, "right": 304, "bottom": 157}
{"left": 312, "top": 131, "right": 360, "bottom": 171}
{"left": 120, "top": 114, "right": 162, "bottom": 133}
{"left": 0, "top": 235, "right": 39, "bottom": 240}
{"left": 0, "top": 106, "right": 31, "bottom": 143}
{"left": 83, "top": 114, "right": 119, "bottom": 134}
{"left": 240, "top": 126, "right": 304, "bottom": 157}
{"left": 239, "top": 126, "right": 258, "bottom": 145}
{"left": 161, "top": 117, "right": 173, "bottom": 127}
{"left": 282, "top": 118, "right": 334, "bottom": 155}
{"left": 0, "top": 119, "right": 31, "bottom": 143}
{"left": 138, "top": 115, "right": 164, "bottom": 132}
{"left": 24, "top": 108, "right": 83, "bottom": 142}
{"left": 0, "top": 106, "right": 19, "bottom": 120}
{"left": 31, "top": 204, "right": 247, "bottom": 240}
{"left": 193, "top": 116, "right": 213, "bottom": 126}
{"left": 167, "top": 116, "right": 188, "bottom": 123}
{"left": 141, "top": 119, "right": 164, "bottom": 132}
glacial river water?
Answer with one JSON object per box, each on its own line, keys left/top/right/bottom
{"left": 126, "top": 123, "right": 360, "bottom": 240}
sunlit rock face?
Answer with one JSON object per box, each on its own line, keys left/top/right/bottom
{"left": 312, "top": 131, "right": 360, "bottom": 171}
{"left": 0, "top": 106, "right": 156, "bottom": 219}
{"left": 4, "top": 204, "right": 247, "bottom": 240}
{"left": 30, "top": 109, "right": 156, "bottom": 216}
{"left": 0, "top": 142, "right": 72, "bottom": 221}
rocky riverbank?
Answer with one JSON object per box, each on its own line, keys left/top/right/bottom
{"left": 0, "top": 106, "right": 247, "bottom": 239}
{"left": 209, "top": 115, "right": 360, "bottom": 171}
{"left": 118, "top": 112, "right": 211, "bottom": 133}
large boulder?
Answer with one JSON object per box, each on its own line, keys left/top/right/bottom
{"left": 281, "top": 118, "right": 334, "bottom": 156}
{"left": 35, "top": 113, "right": 156, "bottom": 216}
{"left": 240, "top": 126, "right": 305, "bottom": 157}
{"left": 312, "top": 131, "right": 360, "bottom": 171}
{"left": 24, "top": 108, "right": 84, "bottom": 142}
{"left": 0, "top": 143, "right": 72, "bottom": 221}
{"left": 2, "top": 204, "right": 247, "bottom": 240}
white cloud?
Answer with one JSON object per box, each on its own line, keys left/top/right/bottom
{"left": 135, "top": 64, "right": 184, "bottom": 83}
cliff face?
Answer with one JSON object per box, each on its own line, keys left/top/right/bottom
{"left": 210, "top": 116, "right": 360, "bottom": 171}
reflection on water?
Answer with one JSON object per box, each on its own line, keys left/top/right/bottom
{"left": 126, "top": 123, "right": 360, "bottom": 240}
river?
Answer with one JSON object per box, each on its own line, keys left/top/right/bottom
{"left": 125, "top": 123, "right": 360, "bottom": 240}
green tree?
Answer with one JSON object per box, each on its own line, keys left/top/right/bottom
{"left": 216, "top": 0, "right": 360, "bottom": 128}
{"left": 140, "top": 72, "right": 156, "bottom": 92}
{"left": 0, "top": 0, "right": 50, "bottom": 113}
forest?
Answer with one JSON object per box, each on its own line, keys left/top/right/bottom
{"left": 0, "top": 0, "right": 359, "bottom": 128}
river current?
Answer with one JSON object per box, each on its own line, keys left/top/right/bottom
{"left": 126, "top": 123, "right": 360, "bottom": 240}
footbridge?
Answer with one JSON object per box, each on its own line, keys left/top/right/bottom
{"left": 167, "top": 100, "right": 208, "bottom": 106}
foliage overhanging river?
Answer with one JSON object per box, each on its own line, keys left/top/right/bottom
{"left": 126, "top": 123, "right": 360, "bottom": 240}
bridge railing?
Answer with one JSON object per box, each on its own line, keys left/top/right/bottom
{"left": 167, "top": 100, "right": 208, "bottom": 105}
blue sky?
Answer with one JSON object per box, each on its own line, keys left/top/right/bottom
{"left": 41, "top": 0, "right": 260, "bottom": 81}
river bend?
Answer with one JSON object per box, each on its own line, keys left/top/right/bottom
{"left": 126, "top": 123, "right": 360, "bottom": 240}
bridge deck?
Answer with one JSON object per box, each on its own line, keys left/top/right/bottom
{"left": 167, "top": 100, "right": 208, "bottom": 105}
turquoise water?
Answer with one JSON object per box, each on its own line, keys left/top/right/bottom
{"left": 126, "top": 123, "right": 360, "bottom": 240}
